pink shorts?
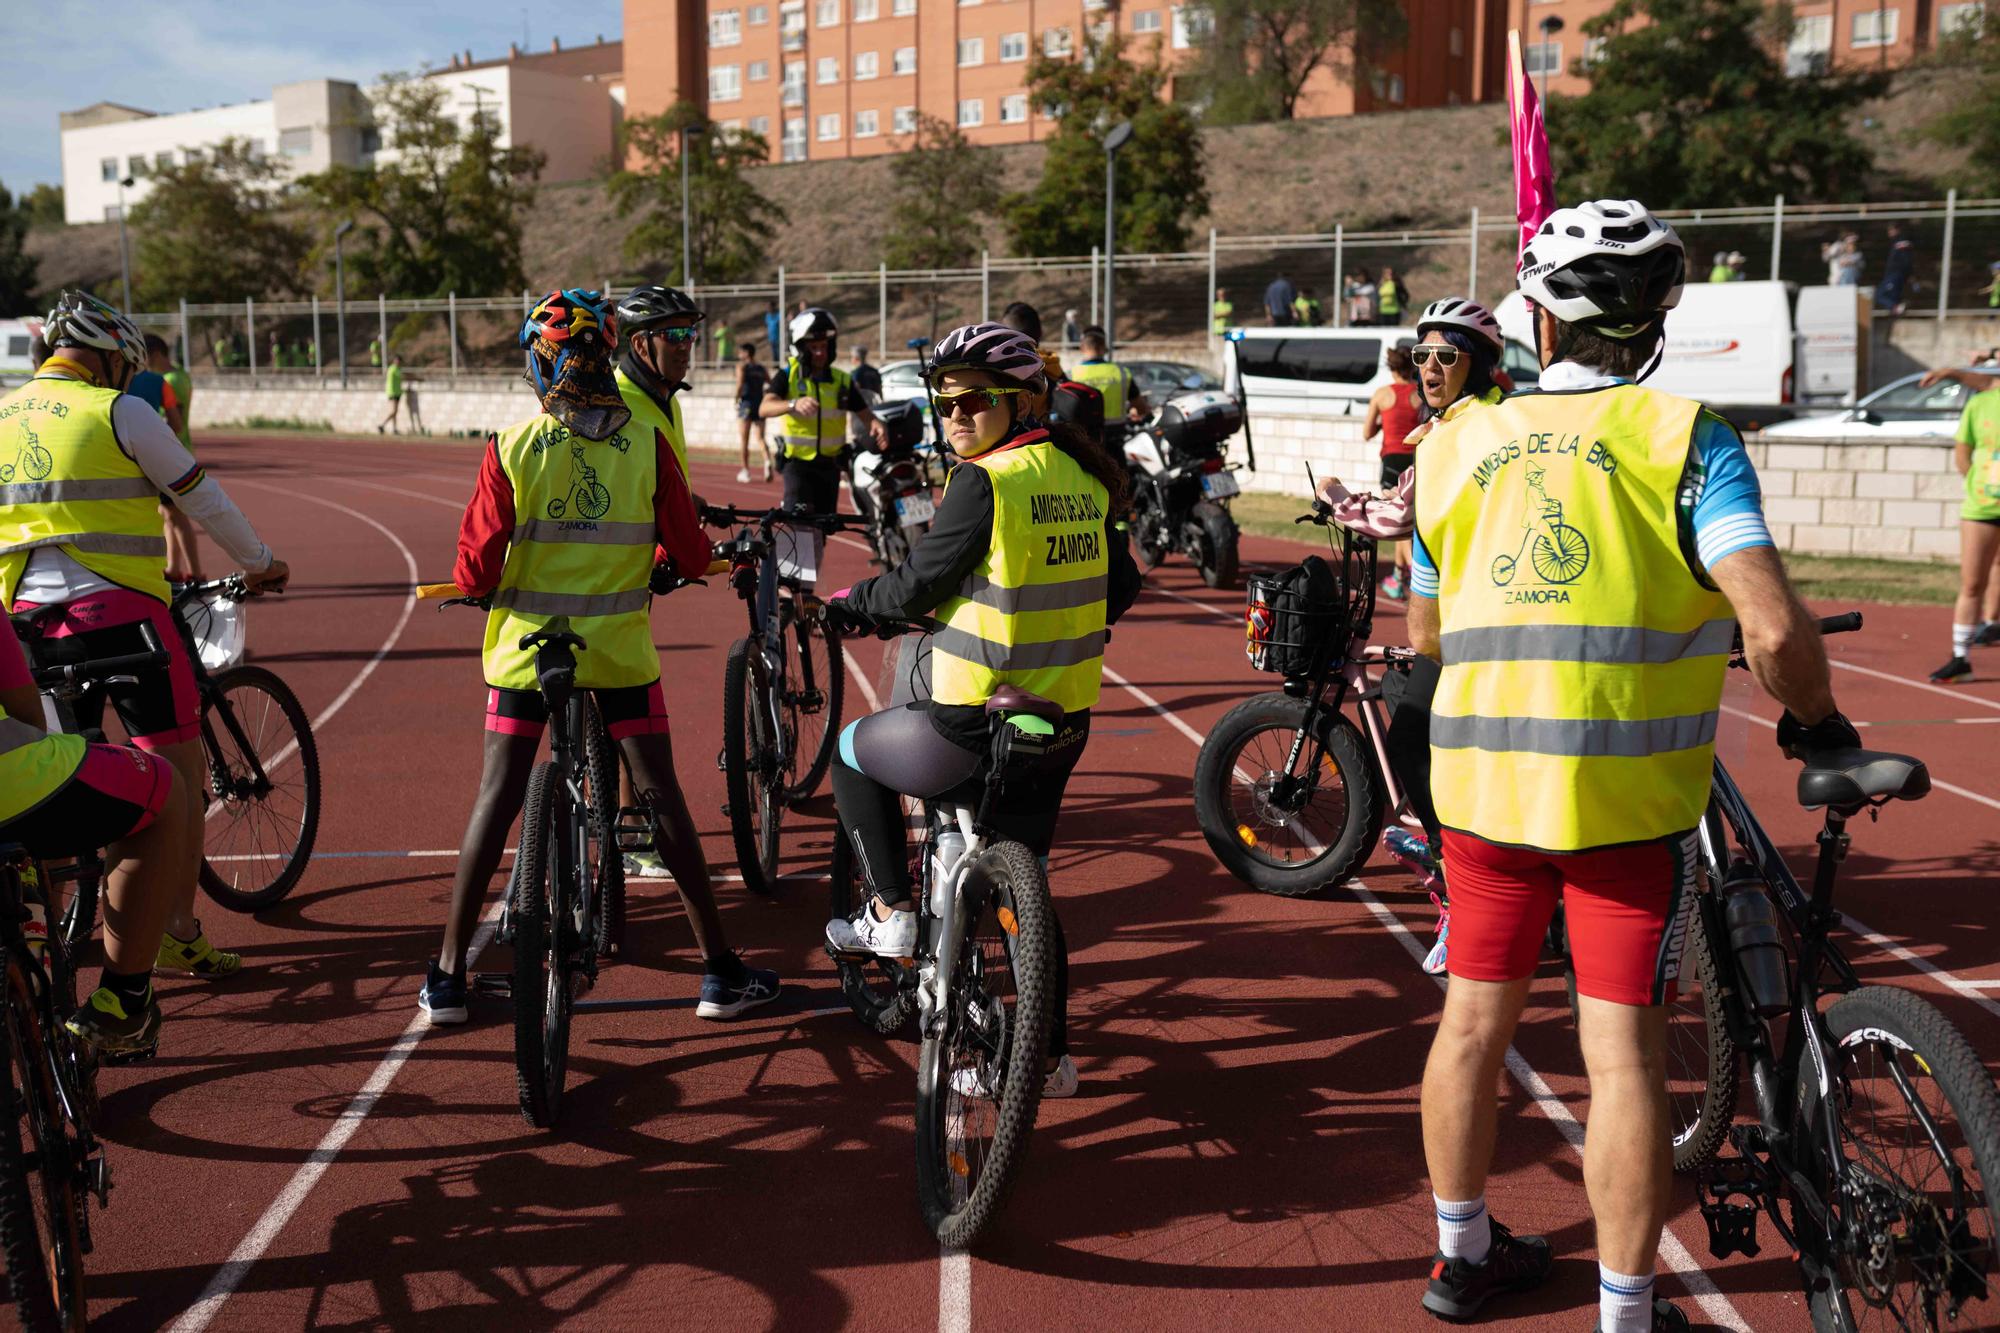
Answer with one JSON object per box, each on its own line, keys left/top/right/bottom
{"left": 0, "top": 742, "right": 172, "bottom": 857}
{"left": 12, "top": 588, "right": 198, "bottom": 748}
{"left": 484, "top": 681, "right": 669, "bottom": 742}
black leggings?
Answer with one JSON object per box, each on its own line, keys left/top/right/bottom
{"left": 778, "top": 453, "right": 844, "bottom": 513}
{"left": 1381, "top": 653, "right": 1442, "bottom": 848}
{"left": 830, "top": 700, "right": 1087, "bottom": 1056}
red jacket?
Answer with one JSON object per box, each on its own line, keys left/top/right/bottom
{"left": 454, "top": 422, "right": 710, "bottom": 595}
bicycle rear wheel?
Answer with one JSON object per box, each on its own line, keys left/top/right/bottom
{"left": 723, "top": 637, "right": 782, "bottom": 896}
{"left": 511, "top": 763, "right": 575, "bottom": 1129}
{"left": 783, "top": 602, "right": 844, "bottom": 802}
{"left": 197, "top": 665, "right": 321, "bottom": 912}
{"left": 1797, "top": 985, "right": 2000, "bottom": 1331}
{"left": 0, "top": 955, "right": 87, "bottom": 1331}
{"left": 914, "top": 840, "right": 1056, "bottom": 1247}
{"left": 828, "top": 824, "right": 915, "bottom": 1036}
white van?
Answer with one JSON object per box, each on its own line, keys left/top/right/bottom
{"left": 1222, "top": 327, "right": 1416, "bottom": 417}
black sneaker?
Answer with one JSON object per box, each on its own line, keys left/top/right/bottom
{"left": 1421, "top": 1218, "right": 1554, "bottom": 1322}
{"left": 418, "top": 964, "right": 468, "bottom": 1025}
{"left": 1596, "top": 1296, "right": 1689, "bottom": 1332}
{"left": 1976, "top": 623, "right": 2000, "bottom": 648}
{"left": 66, "top": 986, "right": 161, "bottom": 1058}
{"left": 1930, "top": 655, "right": 1973, "bottom": 684}
{"left": 696, "top": 953, "right": 781, "bottom": 1019}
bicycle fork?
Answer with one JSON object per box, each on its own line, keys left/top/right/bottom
{"left": 916, "top": 805, "right": 984, "bottom": 1037}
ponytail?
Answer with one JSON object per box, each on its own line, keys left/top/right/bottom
{"left": 1046, "top": 418, "right": 1131, "bottom": 516}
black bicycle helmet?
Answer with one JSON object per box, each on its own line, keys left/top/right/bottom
{"left": 615, "top": 285, "right": 705, "bottom": 334}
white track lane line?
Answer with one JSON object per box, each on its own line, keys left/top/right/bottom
{"left": 1832, "top": 658, "right": 2000, "bottom": 714}
{"left": 1108, "top": 659, "right": 1750, "bottom": 1329}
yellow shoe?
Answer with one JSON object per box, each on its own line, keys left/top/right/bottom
{"left": 157, "top": 922, "right": 242, "bottom": 978}
{"left": 66, "top": 987, "right": 162, "bottom": 1057}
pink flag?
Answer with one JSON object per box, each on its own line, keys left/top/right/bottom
{"left": 1506, "top": 29, "right": 1557, "bottom": 271}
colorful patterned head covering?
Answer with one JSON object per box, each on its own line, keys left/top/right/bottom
{"left": 520, "top": 288, "right": 631, "bottom": 440}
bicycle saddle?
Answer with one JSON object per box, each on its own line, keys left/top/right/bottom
{"left": 518, "top": 616, "right": 587, "bottom": 653}
{"left": 1796, "top": 747, "right": 1931, "bottom": 812}
{"left": 983, "top": 686, "right": 1063, "bottom": 723}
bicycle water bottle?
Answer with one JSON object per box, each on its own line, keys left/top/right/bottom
{"left": 931, "top": 829, "right": 967, "bottom": 917}
{"left": 1721, "top": 863, "right": 1790, "bottom": 1018}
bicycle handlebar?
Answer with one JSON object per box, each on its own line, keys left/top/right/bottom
{"left": 824, "top": 604, "right": 940, "bottom": 640}
{"left": 32, "top": 648, "right": 171, "bottom": 688}
{"left": 1818, "top": 612, "right": 1863, "bottom": 636}
{"left": 699, "top": 503, "right": 871, "bottom": 534}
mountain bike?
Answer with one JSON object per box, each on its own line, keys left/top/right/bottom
{"left": 700, "top": 503, "right": 869, "bottom": 896}
{"left": 0, "top": 846, "right": 112, "bottom": 1333}
{"left": 1684, "top": 616, "right": 2000, "bottom": 1328}
{"left": 14, "top": 576, "right": 318, "bottom": 948}
{"left": 823, "top": 612, "right": 1063, "bottom": 1247}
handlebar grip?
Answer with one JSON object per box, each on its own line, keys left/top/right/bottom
{"left": 1818, "top": 612, "right": 1863, "bottom": 636}
{"left": 416, "top": 583, "right": 464, "bottom": 600}
{"left": 705, "top": 557, "right": 731, "bottom": 577}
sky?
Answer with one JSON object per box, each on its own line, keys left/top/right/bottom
{"left": 1, "top": 1, "right": 625, "bottom": 193}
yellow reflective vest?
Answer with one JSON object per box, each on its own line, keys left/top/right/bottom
{"left": 778, "top": 359, "right": 853, "bottom": 459}
{"left": 482, "top": 414, "right": 660, "bottom": 691}
{"left": 931, "top": 435, "right": 1110, "bottom": 714}
{"left": 1070, "top": 360, "right": 1130, "bottom": 421}
{"left": 1414, "top": 384, "right": 1731, "bottom": 853}
{"left": 0, "top": 371, "right": 169, "bottom": 608}
{"left": 615, "top": 367, "right": 690, "bottom": 480}
{"left": 1211, "top": 299, "right": 1233, "bottom": 335}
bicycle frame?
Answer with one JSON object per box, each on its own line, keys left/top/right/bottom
{"left": 527, "top": 635, "right": 597, "bottom": 984}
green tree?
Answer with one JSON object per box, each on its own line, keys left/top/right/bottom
{"left": 883, "top": 114, "right": 998, "bottom": 269}
{"left": 300, "top": 75, "right": 544, "bottom": 298}
{"left": 1547, "top": 0, "right": 1886, "bottom": 209}
{"left": 0, "top": 183, "right": 36, "bottom": 313}
{"left": 1182, "top": 0, "right": 1407, "bottom": 124}
{"left": 1921, "top": 16, "right": 2000, "bottom": 195}
{"left": 1006, "top": 29, "right": 1210, "bottom": 257}
{"left": 608, "top": 103, "right": 786, "bottom": 283}
{"left": 20, "top": 184, "right": 65, "bottom": 230}
{"left": 127, "top": 140, "right": 307, "bottom": 307}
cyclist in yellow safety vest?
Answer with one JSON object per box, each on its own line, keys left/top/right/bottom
{"left": 1071, "top": 325, "right": 1150, "bottom": 450}
{"left": 0, "top": 290, "right": 291, "bottom": 1035}
{"left": 758, "top": 307, "right": 888, "bottom": 550}
{"left": 824, "top": 322, "right": 1142, "bottom": 1100}
{"left": 420, "top": 288, "right": 780, "bottom": 1027}
{"left": 1211, "top": 287, "right": 1233, "bottom": 336}
{"left": 1405, "top": 200, "right": 1860, "bottom": 1333}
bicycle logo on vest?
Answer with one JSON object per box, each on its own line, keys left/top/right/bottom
{"left": 547, "top": 439, "right": 612, "bottom": 521}
{"left": 1490, "top": 463, "right": 1591, "bottom": 593}
{"left": 1, "top": 424, "right": 52, "bottom": 484}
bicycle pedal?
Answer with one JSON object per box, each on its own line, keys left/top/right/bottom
{"left": 1699, "top": 1199, "right": 1761, "bottom": 1259}
{"left": 101, "top": 1043, "right": 159, "bottom": 1067}
{"left": 472, "top": 972, "right": 513, "bottom": 996}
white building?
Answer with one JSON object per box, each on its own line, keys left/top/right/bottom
{"left": 58, "top": 37, "right": 624, "bottom": 225}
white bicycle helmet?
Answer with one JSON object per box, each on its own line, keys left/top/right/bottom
{"left": 1517, "top": 199, "right": 1686, "bottom": 339}
{"left": 44, "top": 290, "right": 146, "bottom": 369}
{"left": 1415, "top": 298, "right": 1503, "bottom": 354}
{"left": 789, "top": 306, "right": 838, "bottom": 344}
{"left": 926, "top": 322, "right": 1048, "bottom": 386}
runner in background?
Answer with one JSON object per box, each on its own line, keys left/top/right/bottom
{"left": 1931, "top": 370, "right": 2000, "bottom": 681}
{"left": 735, "top": 342, "right": 771, "bottom": 483}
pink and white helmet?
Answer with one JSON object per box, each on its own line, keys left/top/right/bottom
{"left": 926, "top": 322, "right": 1047, "bottom": 386}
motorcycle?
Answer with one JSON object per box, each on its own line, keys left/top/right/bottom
{"left": 1122, "top": 389, "right": 1245, "bottom": 589}
{"left": 849, "top": 397, "right": 937, "bottom": 569}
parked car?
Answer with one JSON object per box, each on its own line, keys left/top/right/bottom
{"left": 1127, "top": 360, "right": 1222, "bottom": 402}
{"left": 1222, "top": 327, "right": 1418, "bottom": 417}
{"left": 1758, "top": 370, "right": 1982, "bottom": 442}
{"left": 875, "top": 358, "right": 929, "bottom": 405}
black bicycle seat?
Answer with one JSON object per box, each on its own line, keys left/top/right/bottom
{"left": 984, "top": 686, "right": 1063, "bottom": 724}
{"left": 1796, "top": 747, "right": 1931, "bottom": 811}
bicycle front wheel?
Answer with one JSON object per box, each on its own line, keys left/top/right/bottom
{"left": 914, "top": 839, "right": 1057, "bottom": 1248}
{"left": 783, "top": 603, "right": 845, "bottom": 802}
{"left": 198, "top": 665, "right": 321, "bottom": 912}
{"left": 0, "top": 955, "right": 88, "bottom": 1331}
{"left": 723, "top": 637, "right": 780, "bottom": 896}
{"left": 1797, "top": 984, "right": 2000, "bottom": 1330}
{"left": 511, "top": 762, "right": 575, "bottom": 1129}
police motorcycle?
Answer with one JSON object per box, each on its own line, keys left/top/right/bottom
{"left": 1122, "top": 386, "right": 1246, "bottom": 589}
{"left": 849, "top": 397, "right": 936, "bottom": 568}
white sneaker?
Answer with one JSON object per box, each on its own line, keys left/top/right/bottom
{"left": 623, "top": 851, "right": 672, "bottom": 879}
{"left": 825, "top": 900, "right": 917, "bottom": 958}
{"left": 950, "top": 1054, "right": 1078, "bottom": 1101}
{"left": 736, "top": 468, "right": 751, "bottom": 483}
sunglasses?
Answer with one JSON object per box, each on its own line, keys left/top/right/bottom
{"left": 932, "top": 386, "right": 1026, "bottom": 419}
{"left": 1409, "top": 345, "right": 1462, "bottom": 369}
{"left": 635, "top": 325, "right": 704, "bottom": 345}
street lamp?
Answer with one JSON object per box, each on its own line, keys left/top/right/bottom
{"left": 1102, "top": 120, "right": 1134, "bottom": 354}
{"left": 680, "top": 124, "right": 704, "bottom": 287}
{"left": 1538, "top": 16, "right": 1565, "bottom": 109}
{"left": 114, "top": 175, "right": 135, "bottom": 311}
{"left": 333, "top": 219, "right": 354, "bottom": 389}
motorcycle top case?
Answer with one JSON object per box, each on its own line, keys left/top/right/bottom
{"left": 873, "top": 398, "right": 927, "bottom": 452}
{"left": 1155, "top": 390, "right": 1244, "bottom": 458}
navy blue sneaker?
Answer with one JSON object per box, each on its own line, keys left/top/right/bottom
{"left": 418, "top": 964, "right": 468, "bottom": 1025}
{"left": 697, "top": 954, "right": 781, "bottom": 1019}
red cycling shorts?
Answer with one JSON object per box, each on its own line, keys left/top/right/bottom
{"left": 1439, "top": 827, "right": 1700, "bottom": 1006}
{"left": 12, "top": 588, "right": 199, "bottom": 748}
{"left": 484, "top": 680, "right": 668, "bottom": 742}
{"left": 0, "top": 743, "right": 172, "bottom": 858}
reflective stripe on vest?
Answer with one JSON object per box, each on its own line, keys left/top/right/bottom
{"left": 1070, "top": 361, "right": 1127, "bottom": 420}
{"left": 930, "top": 437, "right": 1109, "bottom": 715}
{"left": 0, "top": 714, "right": 86, "bottom": 824}
{"left": 779, "top": 360, "right": 851, "bottom": 459}
{"left": 482, "top": 414, "right": 659, "bottom": 691}
{"left": 1413, "top": 383, "right": 1728, "bottom": 853}
{"left": 0, "top": 375, "right": 170, "bottom": 607}
{"left": 614, "top": 367, "right": 691, "bottom": 479}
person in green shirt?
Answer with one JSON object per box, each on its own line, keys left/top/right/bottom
{"left": 714, "top": 322, "right": 735, "bottom": 365}
{"left": 1211, "top": 286, "right": 1233, "bottom": 336}
{"left": 1931, "top": 376, "right": 2000, "bottom": 682}
{"left": 1376, "top": 267, "right": 1403, "bottom": 323}
{"left": 376, "top": 354, "right": 407, "bottom": 434}
{"left": 369, "top": 337, "right": 382, "bottom": 368}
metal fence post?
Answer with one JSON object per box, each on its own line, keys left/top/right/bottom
{"left": 1468, "top": 207, "right": 1480, "bottom": 302}
{"left": 1770, "top": 194, "right": 1785, "bottom": 281}
{"left": 1938, "top": 188, "right": 1958, "bottom": 322}
{"left": 246, "top": 298, "right": 257, "bottom": 387}
{"left": 777, "top": 265, "right": 788, "bottom": 360}
{"left": 981, "top": 249, "right": 990, "bottom": 321}
{"left": 1332, "top": 225, "right": 1345, "bottom": 328}
{"left": 178, "top": 298, "right": 190, "bottom": 375}
{"left": 878, "top": 262, "right": 888, "bottom": 355}
{"left": 448, "top": 293, "right": 459, "bottom": 381}
{"left": 1090, "top": 246, "right": 1100, "bottom": 328}
{"left": 1207, "top": 227, "right": 1218, "bottom": 359}
{"left": 311, "top": 295, "right": 323, "bottom": 382}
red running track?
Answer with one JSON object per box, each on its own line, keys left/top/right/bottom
{"left": 60, "top": 433, "right": 2000, "bottom": 1332}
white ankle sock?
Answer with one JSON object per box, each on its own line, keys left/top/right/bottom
{"left": 1434, "top": 1195, "right": 1491, "bottom": 1264}
{"left": 1599, "top": 1265, "right": 1654, "bottom": 1333}
{"left": 1954, "top": 623, "right": 1977, "bottom": 658}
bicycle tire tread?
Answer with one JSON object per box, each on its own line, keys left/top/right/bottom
{"left": 197, "top": 665, "right": 321, "bottom": 912}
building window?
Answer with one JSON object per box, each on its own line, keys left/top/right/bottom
{"left": 784, "top": 61, "right": 806, "bottom": 104}
{"left": 893, "top": 0, "right": 915, "bottom": 13}
{"left": 104, "top": 205, "right": 124, "bottom": 222}
{"left": 278, "top": 129, "right": 311, "bottom": 157}
{"left": 100, "top": 158, "right": 118, "bottom": 182}
{"left": 1043, "top": 26, "right": 1074, "bottom": 56}
{"left": 719, "top": 118, "right": 743, "bottom": 131}
{"left": 127, "top": 155, "right": 148, "bottom": 178}
{"left": 783, "top": 116, "right": 807, "bottom": 161}
{"left": 1449, "top": 25, "right": 1463, "bottom": 57}
{"left": 818, "top": 55, "right": 841, "bottom": 82}
{"left": 817, "top": 112, "right": 842, "bottom": 140}
{"left": 711, "top": 9, "right": 742, "bottom": 45}
{"left": 959, "top": 37, "right": 984, "bottom": 65}
{"left": 358, "top": 127, "right": 381, "bottom": 154}
{"left": 1582, "top": 35, "right": 1608, "bottom": 66}
{"left": 1000, "top": 93, "right": 1028, "bottom": 123}
{"left": 855, "top": 0, "right": 878, "bottom": 16}
{"left": 892, "top": 45, "right": 917, "bottom": 74}
{"left": 711, "top": 64, "right": 744, "bottom": 100}
{"left": 749, "top": 4, "right": 770, "bottom": 22}
{"left": 1132, "top": 9, "right": 1161, "bottom": 32}
{"left": 1387, "top": 73, "right": 1405, "bottom": 103}
{"left": 781, "top": 3, "right": 805, "bottom": 50}
{"left": 816, "top": 0, "right": 839, "bottom": 25}
{"left": 1001, "top": 31, "right": 1028, "bottom": 60}
{"left": 958, "top": 98, "right": 984, "bottom": 127}
{"left": 893, "top": 104, "right": 918, "bottom": 133}
{"left": 1083, "top": 0, "right": 1106, "bottom": 9}
{"left": 1852, "top": 7, "right": 1899, "bottom": 46}
{"left": 856, "top": 109, "right": 880, "bottom": 137}
{"left": 749, "top": 59, "right": 771, "bottom": 80}
{"left": 855, "top": 50, "right": 880, "bottom": 78}
{"left": 1940, "top": 1, "right": 1986, "bottom": 36}
{"left": 1786, "top": 13, "right": 1833, "bottom": 73}
{"left": 750, "top": 114, "right": 772, "bottom": 135}
{"left": 246, "top": 139, "right": 266, "bottom": 159}
{"left": 1523, "top": 39, "right": 1562, "bottom": 75}
{"left": 1171, "top": 5, "right": 1213, "bottom": 49}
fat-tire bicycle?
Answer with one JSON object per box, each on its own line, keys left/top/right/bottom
{"left": 700, "top": 503, "right": 869, "bottom": 896}
{"left": 822, "top": 611, "right": 1063, "bottom": 1248}
{"left": 14, "top": 576, "right": 319, "bottom": 950}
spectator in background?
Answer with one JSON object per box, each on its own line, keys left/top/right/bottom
{"left": 1377, "top": 267, "right": 1406, "bottom": 324}
{"left": 1982, "top": 261, "right": 2000, "bottom": 312}
{"left": 1264, "top": 271, "right": 1297, "bottom": 326}
{"left": 376, "top": 353, "right": 407, "bottom": 434}
{"left": 267, "top": 332, "right": 284, "bottom": 369}
{"left": 1292, "top": 287, "right": 1324, "bottom": 327}
{"left": 1823, "top": 233, "right": 1865, "bottom": 286}
{"left": 1727, "top": 251, "right": 1749, "bottom": 281}
{"left": 714, "top": 321, "right": 735, "bottom": 366}
{"left": 999, "top": 301, "right": 1065, "bottom": 410}
{"left": 1878, "top": 223, "right": 1916, "bottom": 315}
{"left": 763, "top": 300, "right": 782, "bottom": 358}
{"left": 850, "top": 344, "right": 882, "bottom": 399}
{"left": 1063, "top": 307, "right": 1083, "bottom": 347}
{"left": 736, "top": 342, "right": 771, "bottom": 483}
{"left": 1709, "top": 251, "right": 1734, "bottom": 283}
{"left": 1347, "top": 271, "right": 1378, "bottom": 326}
{"left": 369, "top": 337, "right": 382, "bottom": 368}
